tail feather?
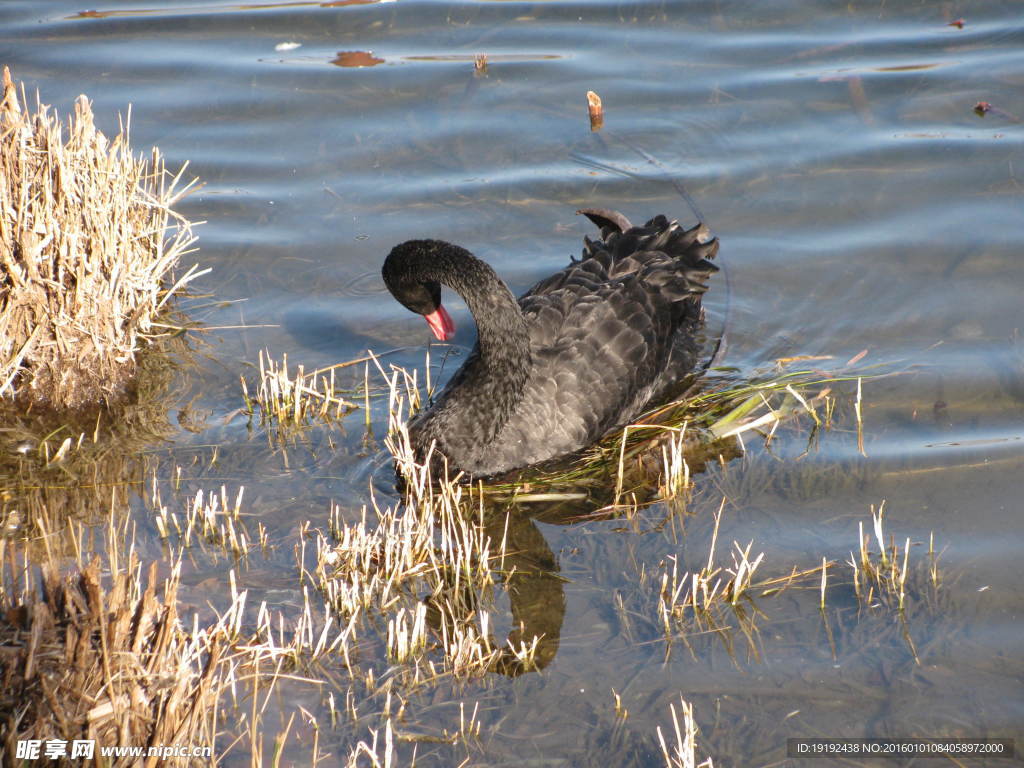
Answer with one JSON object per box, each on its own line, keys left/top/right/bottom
{"left": 581, "top": 211, "right": 719, "bottom": 283}
{"left": 527, "top": 209, "right": 718, "bottom": 304}
{"left": 576, "top": 207, "right": 633, "bottom": 234}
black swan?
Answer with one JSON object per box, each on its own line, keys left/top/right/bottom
{"left": 382, "top": 209, "right": 719, "bottom": 477}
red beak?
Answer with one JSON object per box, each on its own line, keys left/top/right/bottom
{"left": 424, "top": 305, "right": 455, "bottom": 341}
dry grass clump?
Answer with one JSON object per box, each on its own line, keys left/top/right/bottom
{"left": 151, "top": 482, "right": 268, "bottom": 558}
{"left": 638, "top": 498, "right": 835, "bottom": 662}
{"left": 0, "top": 67, "right": 202, "bottom": 409}
{"left": 0, "top": 515, "right": 349, "bottom": 766}
{"left": 315, "top": 483, "right": 538, "bottom": 681}
{"left": 0, "top": 544, "right": 222, "bottom": 764}
{"left": 604, "top": 367, "right": 857, "bottom": 510}
{"left": 656, "top": 502, "right": 767, "bottom": 659}
{"left": 240, "top": 350, "right": 358, "bottom": 430}
{"left": 847, "top": 501, "right": 942, "bottom": 613}
{"left": 657, "top": 503, "right": 765, "bottom": 621}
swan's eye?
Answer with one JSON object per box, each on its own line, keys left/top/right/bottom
{"left": 401, "top": 280, "right": 442, "bottom": 317}
{"left": 399, "top": 280, "right": 442, "bottom": 317}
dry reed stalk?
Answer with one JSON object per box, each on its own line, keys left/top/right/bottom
{"left": 152, "top": 483, "right": 267, "bottom": 557}
{"left": 656, "top": 696, "right": 714, "bottom": 768}
{"left": 345, "top": 718, "right": 398, "bottom": 767}
{"left": 659, "top": 424, "right": 691, "bottom": 501}
{"left": 241, "top": 350, "right": 356, "bottom": 429}
{"left": 0, "top": 67, "right": 203, "bottom": 408}
{"left": 847, "top": 501, "right": 938, "bottom": 614}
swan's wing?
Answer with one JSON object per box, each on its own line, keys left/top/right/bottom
{"left": 481, "top": 282, "right": 668, "bottom": 473}
{"left": 586, "top": 216, "right": 718, "bottom": 282}
{"left": 473, "top": 267, "right": 702, "bottom": 473}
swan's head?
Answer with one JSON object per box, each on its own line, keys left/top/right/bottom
{"left": 382, "top": 240, "right": 457, "bottom": 341}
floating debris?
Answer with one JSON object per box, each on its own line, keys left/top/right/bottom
{"left": 332, "top": 50, "right": 385, "bottom": 68}
{"left": 587, "top": 90, "right": 604, "bottom": 131}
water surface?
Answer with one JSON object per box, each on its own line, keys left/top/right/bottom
{"left": 3, "top": 0, "right": 1023, "bottom": 764}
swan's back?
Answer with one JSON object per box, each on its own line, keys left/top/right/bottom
{"left": 453, "top": 212, "right": 719, "bottom": 475}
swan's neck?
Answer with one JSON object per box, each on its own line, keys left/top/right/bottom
{"left": 415, "top": 244, "right": 531, "bottom": 447}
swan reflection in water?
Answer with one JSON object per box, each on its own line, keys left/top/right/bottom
{"left": 409, "top": 436, "right": 741, "bottom": 678}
